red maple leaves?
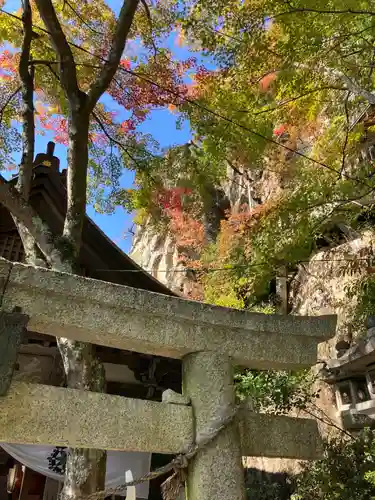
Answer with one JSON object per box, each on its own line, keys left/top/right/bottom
{"left": 156, "top": 187, "right": 205, "bottom": 251}
{"left": 0, "top": 50, "right": 17, "bottom": 81}
{"left": 273, "top": 124, "right": 287, "bottom": 136}
{"left": 157, "top": 186, "right": 192, "bottom": 211}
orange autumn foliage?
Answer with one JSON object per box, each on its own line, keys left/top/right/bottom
{"left": 169, "top": 211, "right": 205, "bottom": 252}
{"left": 259, "top": 71, "right": 277, "bottom": 91}
{"left": 217, "top": 201, "right": 279, "bottom": 260}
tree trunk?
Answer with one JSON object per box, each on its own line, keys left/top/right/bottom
{"left": 57, "top": 111, "right": 107, "bottom": 500}
{"left": 62, "top": 111, "right": 90, "bottom": 262}
{"left": 13, "top": 0, "right": 42, "bottom": 266}
{"left": 57, "top": 339, "right": 106, "bottom": 500}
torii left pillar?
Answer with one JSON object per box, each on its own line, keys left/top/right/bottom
{"left": 0, "top": 310, "right": 28, "bottom": 396}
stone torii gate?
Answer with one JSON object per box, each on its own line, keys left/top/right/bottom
{"left": 0, "top": 257, "right": 336, "bottom": 500}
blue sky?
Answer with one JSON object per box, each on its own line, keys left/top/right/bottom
{"left": 2, "top": 0, "right": 207, "bottom": 253}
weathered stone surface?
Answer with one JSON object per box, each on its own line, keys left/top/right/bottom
{"left": 183, "top": 352, "right": 246, "bottom": 500}
{"left": 291, "top": 230, "right": 375, "bottom": 433}
{"left": 0, "top": 257, "right": 13, "bottom": 304}
{"left": 0, "top": 381, "right": 323, "bottom": 460}
{"left": 239, "top": 412, "right": 322, "bottom": 460}
{"left": 291, "top": 230, "right": 375, "bottom": 342}
{"left": 1, "top": 260, "right": 336, "bottom": 370}
{"left": 129, "top": 164, "right": 281, "bottom": 298}
{"left": 0, "top": 382, "right": 193, "bottom": 453}
{"left": 0, "top": 311, "right": 28, "bottom": 396}
{"left": 129, "top": 222, "right": 189, "bottom": 295}
{"left": 162, "top": 389, "right": 191, "bottom": 406}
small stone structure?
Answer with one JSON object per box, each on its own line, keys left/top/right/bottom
{"left": 0, "top": 257, "right": 336, "bottom": 500}
{"left": 321, "top": 317, "right": 375, "bottom": 430}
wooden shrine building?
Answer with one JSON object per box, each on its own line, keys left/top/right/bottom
{"left": 0, "top": 144, "right": 181, "bottom": 500}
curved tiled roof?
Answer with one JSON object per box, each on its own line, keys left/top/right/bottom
{"left": 0, "top": 165, "right": 177, "bottom": 297}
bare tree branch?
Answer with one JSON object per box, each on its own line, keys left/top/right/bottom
{"left": 34, "top": 0, "right": 81, "bottom": 109}
{"left": 86, "top": 0, "right": 139, "bottom": 110}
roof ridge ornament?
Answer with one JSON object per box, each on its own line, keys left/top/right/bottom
{"left": 33, "top": 141, "right": 60, "bottom": 172}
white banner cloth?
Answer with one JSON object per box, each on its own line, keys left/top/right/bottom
{"left": 1, "top": 443, "right": 150, "bottom": 498}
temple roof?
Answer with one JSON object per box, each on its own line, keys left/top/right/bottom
{"left": 0, "top": 164, "right": 177, "bottom": 297}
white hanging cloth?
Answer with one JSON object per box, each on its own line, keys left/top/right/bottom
{"left": 1, "top": 443, "right": 150, "bottom": 499}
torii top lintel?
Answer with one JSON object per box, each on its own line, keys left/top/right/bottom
{"left": 0, "top": 257, "right": 337, "bottom": 371}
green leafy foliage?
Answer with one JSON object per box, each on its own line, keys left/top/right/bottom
{"left": 292, "top": 428, "right": 375, "bottom": 500}
{"left": 123, "top": 1, "right": 375, "bottom": 312}
{"left": 244, "top": 429, "right": 375, "bottom": 500}
{"left": 235, "top": 369, "right": 318, "bottom": 415}
{"left": 345, "top": 274, "right": 375, "bottom": 338}
{"left": 246, "top": 469, "right": 292, "bottom": 500}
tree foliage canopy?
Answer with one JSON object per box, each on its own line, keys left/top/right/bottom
{"left": 121, "top": 0, "right": 375, "bottom": 308}
{"left": 3, "top": 1, "right": 375, "bottom": 496}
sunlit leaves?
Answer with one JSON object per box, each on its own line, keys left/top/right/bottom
{"left": 0, "top": 0, "right": 193, "bottom": 207}
{"left": 293, "top": 428, "right": 375, "bottom": 500}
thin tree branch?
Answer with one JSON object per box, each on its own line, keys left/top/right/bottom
{"left": 62, "top": 0, "right": 104, "bottom": 35}
{"left": 86, "top": 0, "right": 139, "bottom": 111}
{"left": 17, "top": 0, "right": 35, "bottom": 201}
{"left": 292, "top": 61, "right": 375, "bottom": 105}
{"left": 0, "top": 86, "right": 21, "bottom": 126}
{"left": 29, "top": 59, "right": 60, "bottom": 81}
{"left": 140, "top": 0, "right": 158, "bottom": 59}
{"left": 3, "top": 5, "right": 374, "bottom": 190}
{"left": 45, "top": 62, "right": 60, "bottom": 81}
{"left": 34, "top": 0, "right": 81, "bottom": 108}
{"left": 92, "top": 109, "right": 149, "bottom": 171}
{"left": 303, "top": 406, "right": 354, "bottom": 438}
{"left": 278, "top": 1, "right": 375, "bottom": 17}
{"left": 367, "top": 44, "right": 375, "bottom": 84}
{"left": 340, "top": 91, "right": 351, "bottom": 177}
{"left": 289, "top": 187, "right": 375, "bottom": 215}
{"left": 250, "top": 86, "right": 348, "bottom": 116}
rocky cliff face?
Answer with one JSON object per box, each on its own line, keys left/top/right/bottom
{"left": 129, "top": 162, "right": 283, "bottom": 295}
{"left": 129, "top": 161, "right": 375, "bottom": 474}
{"left": 246, "top": 233, "right": 375, "bottom": 475}
{"left": 130, "top": 224, "right": 185, "bottom": 294}
{"left": 291, "top": 231, "right": 375, "bottom": 341}
{"left": 129, "top": 163, "right": 252, "bottom": 295}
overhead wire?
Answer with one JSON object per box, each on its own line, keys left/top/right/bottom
{"left": 95, "top": 256, "right": 375, "bottom": 274}
{"left": 3, "top": 7, "right": 375, "bottom": 278}
{"left": 0, "top": 7, "right": 250, "bottom": 192}
{"left": 1, "top": 7, "right": 374, "bottom": 192}
{"left": 3, "top": 5, "right": 375, "bottom": 248}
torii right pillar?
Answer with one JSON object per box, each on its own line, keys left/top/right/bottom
{"left": 182, "top": 314, "right": 337, "bottom": 500}
{"left": 184, "top": 351, "right": 245, "bottom": 499}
